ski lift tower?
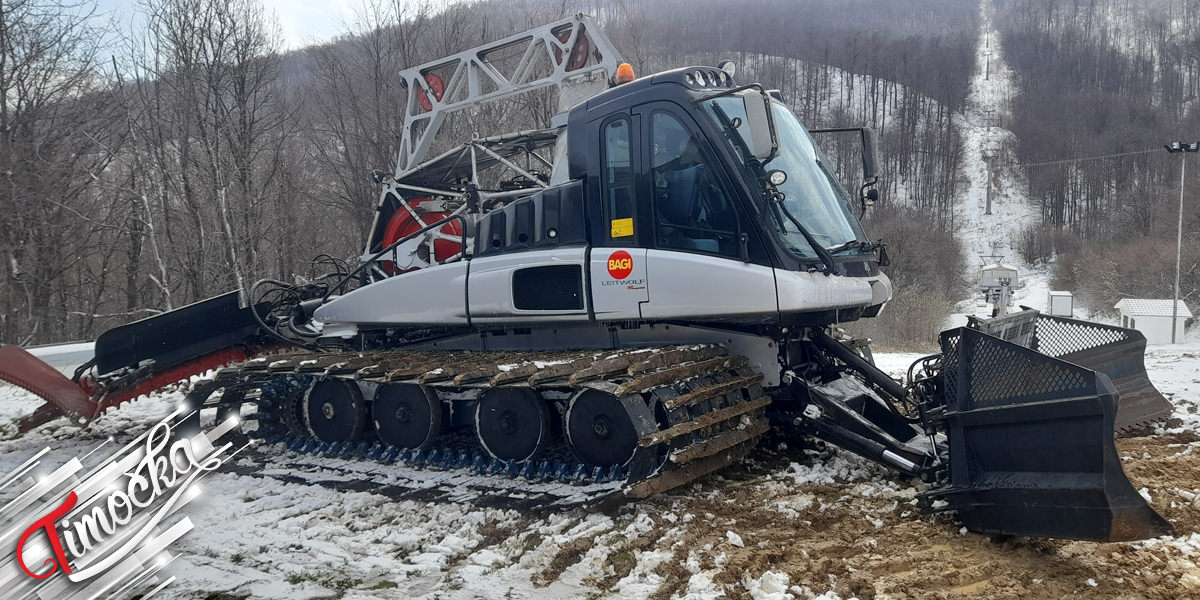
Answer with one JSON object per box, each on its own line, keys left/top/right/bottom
{"left": 979, "top": 253, "right": 1018, "bottom": 317}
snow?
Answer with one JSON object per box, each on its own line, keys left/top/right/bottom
{"left": 1144, "top": 343, "right": 1200, "bottom": 433}
{"left": 726, "top": 530, "right": 744, "bottom": 548}
{"left": 1116, "top": 298, "right": 1195, "bottom": 318}
{"left": 745, "top": 570, "right": 791, "bottom": 600}
{"left": 0, "top": 373, "right": 895, "bottom": 599}
{"left": 945, "top": 0, "right": 1050, "bottom": 329}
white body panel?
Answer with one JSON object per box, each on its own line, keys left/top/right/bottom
{"left": 316, "top": 247, "right": 891, "bottom": 330}
{"left": 774, "top": 269, "right": 891, "bottom": 318}
{"left": 639, "top": 250, "right": 777, "bottom": 319}
{"left": 315, "top": 261, "right": 470, "bottom": 325}
{"left": 589, "top": 247, "right": 649, "bottom": 320}
{"left": 469, "top": 248, "right": 588, "bottom": 324}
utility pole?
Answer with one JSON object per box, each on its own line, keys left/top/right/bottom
{"left": 1164, "top": 142, "right": 1198, "bottom": 343}
{"left": 986, "top": 51, "right": 992, "bottom": 81}
{"left": 984, "top": 146, "right": 993, "bottom": 215}
{"left": 986, "top": 177, "right": 993, "bottom": 215}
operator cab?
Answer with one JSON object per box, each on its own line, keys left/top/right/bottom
{"left": 564, "top": 64, "right": 891, "bottom": 324}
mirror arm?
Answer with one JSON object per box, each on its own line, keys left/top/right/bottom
{"left": 808, "top": 126, "right": 880, "bottom": 181}
{"left": 761, "top": 92, "right": 779, "bottom": 162}
{"left": 695, "top": 83, "right": 778, "bottom": 162}
{"left": 858, "top": 182, "right": 870, "bottom": 219}
{"left": 693, "top": 83, "right": 768, "bottom": 102}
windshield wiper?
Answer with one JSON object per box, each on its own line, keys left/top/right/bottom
{"left": 770, "top": 198, "right": 837, "bottom": 273}
{"left": 827, "top": 240, "right": 869, "bottom": 255}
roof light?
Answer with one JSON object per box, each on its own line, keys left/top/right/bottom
{"left": 718, "top": 60, "right": 736, "bottom": 78}
{"left": 615, "top": 63, "right": 635, "bottom": 85}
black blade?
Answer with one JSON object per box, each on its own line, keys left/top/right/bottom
{"left": 928, "top": 327, "right": 1172, "bottom": 542}
{"left": 970, "top": 308, "right": 1172, "bottom": 431}
{"left": 94, "top": 291, "right": 265, "bottom": 375}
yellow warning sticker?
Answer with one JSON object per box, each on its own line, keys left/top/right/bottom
{"left": 611, "top": 218, "right": 634, "bottom": 238}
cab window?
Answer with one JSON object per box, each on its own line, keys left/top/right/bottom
{"left": 650, "top": 111, "right": 738, "bottom": 257}
{"left": 603, "top": 117, "right": 636, "bottom": 242}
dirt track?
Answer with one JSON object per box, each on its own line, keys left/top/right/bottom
{"left": 512, "top": 432, "right": 1200, "bottom": 600}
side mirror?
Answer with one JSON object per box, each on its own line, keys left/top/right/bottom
{"left": 739, "top": 89, "right": 778, "bottom": 162}
{"left": 860, "top": 128, "right": 879, "bottom": 183}
{"left": 808, "top": 126, "right": 880, "bottom": 185}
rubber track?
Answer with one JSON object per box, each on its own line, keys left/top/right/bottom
{"left": 201, "top": 345, "right": 770, "bottom": 502}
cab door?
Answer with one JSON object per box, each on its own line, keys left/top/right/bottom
{"left": 631, "top": 101, "right": 778, "bottom": 321}
{"left": 587, "top": 111, "right": 650, "bottom": 320}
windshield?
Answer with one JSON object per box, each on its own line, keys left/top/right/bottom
{"left": 703, "top": 96, "right": 868, "bottom": 259}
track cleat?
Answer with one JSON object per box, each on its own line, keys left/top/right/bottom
{"left": 487, "top": 458, "right": 505, "bottom": 476}
{"left": 469, "top": 454, "right": 486, "bottom": 473}
{"left": 552, "top": 461, "right": 570, "bottom": 481}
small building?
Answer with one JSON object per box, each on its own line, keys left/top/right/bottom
{"left": 979, "top": 263, "right": 1019, "bottom": 289}
{"left": 1114, "top": 298, "right": 1193, "bottom": 344}
{"left": 1047, "top": 291, "right": 1073, "bottom": 317}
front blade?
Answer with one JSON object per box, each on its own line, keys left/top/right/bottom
{"left": 929, "top": 327, "right": 1171, "bottom": 541}
{"left": 970, "top": 309, "right": 1172, "bottom": 432}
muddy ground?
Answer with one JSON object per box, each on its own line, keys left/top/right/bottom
{"left": 503, "top": 430, "right": 1200, "bottom": 600}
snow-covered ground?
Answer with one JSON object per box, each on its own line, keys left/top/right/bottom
{"left": 0, "top": 379, "right": 893, "bottom": 600}
{"left": 943, "top": 0, "right": 1057, "bottom": 332}
{"left": 3, "top": 334, "right": 1199, "bottom": 599}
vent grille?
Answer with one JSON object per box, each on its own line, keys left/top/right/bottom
{"left": 513, "top": 265, "right": 583, "bottom": 310}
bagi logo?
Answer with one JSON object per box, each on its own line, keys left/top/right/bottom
{"left": 607, "top": 250, "right": 633, "bottom": 279}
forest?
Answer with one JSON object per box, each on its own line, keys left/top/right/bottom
{"left": 1, "top": 0, "right": 981, "bottom": 347}
{"left": 999, "top": 0, "right": 1200, "bottom": 316}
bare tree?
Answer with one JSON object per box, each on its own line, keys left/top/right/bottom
{"left": 118, "top": 0, "right": 292, "bottom": 302}
{"left": 0, "top": 0, "right": 121, "bottom": 344}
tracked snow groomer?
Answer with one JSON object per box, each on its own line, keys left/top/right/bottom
{"left": 0, "top": 16, "right": 1175, "bottom": 541}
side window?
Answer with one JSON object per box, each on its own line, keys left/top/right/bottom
{"left": 603, "top": 118, "right": 636, "bottom": 242}
{"left": 650, "top": 111, "right": 738, "bottom": 257}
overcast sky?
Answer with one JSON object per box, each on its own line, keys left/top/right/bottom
{"left": 93, "top": 0, "right": 367, "bottom": 50}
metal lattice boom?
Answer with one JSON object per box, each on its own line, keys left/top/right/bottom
{"left": 395, "top": 14, "right": 622, "bottom": 176}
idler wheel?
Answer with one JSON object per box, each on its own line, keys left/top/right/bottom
{"left": 372, "top": 384, "right": 442, "bottom": 449}
{"left": 564, "top": 389, "right": 642, "bottom": 468}
{"left": 475, "top": 388, "right": 550, "bottom": 462}
{"left": 303, "top": 378, "right": 367, "bottom": 442}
